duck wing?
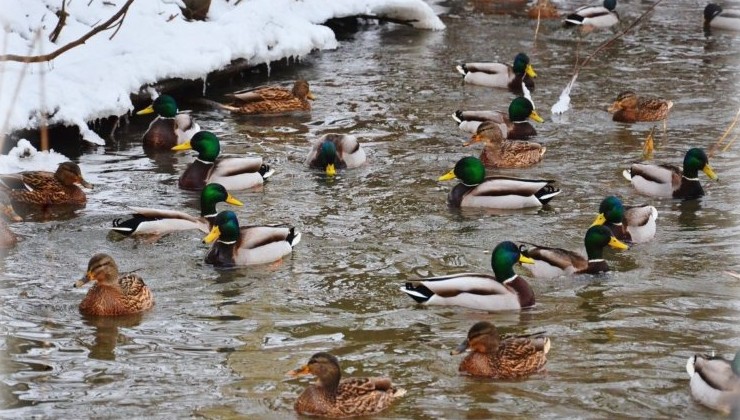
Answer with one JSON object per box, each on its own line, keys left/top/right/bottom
{"left": 401, "top": 273, "right": 521, "bottom": 311}
{"left": 624, "top": 205, "right": 658, "bottom": 227}
{"left": 112, "top": 206, "right": 208, "bottom": 235}
{"left": 499, "top": 140, "right": 546, "bottom": 167}
{"left": 226, "top": 85, "right": 293, "bottom": 103}
{"left": 520, "top": 243, "right": 587, "bottom": 278}
{"left": 335, "top": 377, "right": 401, "bottom": 416}
{"left": 230, "top": 224, "right": 301, "bottom": 266}
{"left": 208, "top": 157, "right": 270, "bottom": 191}
{"left": 690, "top": 354, "right": 740, "bottom": 392}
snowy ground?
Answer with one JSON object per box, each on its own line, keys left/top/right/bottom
{"left": 0, "top": 0, "right": 444, "bottom": 151}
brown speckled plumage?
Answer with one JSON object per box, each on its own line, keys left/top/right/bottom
{"left": 608, "top": 91, "right": 673, "bottom": 122}
{"left": 0, "top": 162, "right": 91, "bottom": 207}
{"left": 0, "top": 219, "right": 17, "bottom": 249}
{"left": 453, "top": 321, "right": 550, "bottom": 379}
{"left": 222, "top": 80, "right": 314, "bottom": 115}
{"left": 289, "top": 352, "right": 405, "bottom": 418}
{"left": 75, "top": 254, "right": 154, "bottom": 317}
{"left": 467, "top": 121, "right": 546, "bottom": 168}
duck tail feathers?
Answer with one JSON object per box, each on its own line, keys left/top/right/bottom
{"left": 260, "top": 164, "right": 275, "bottom": 180}
{"left": 564, "top": 14, "right": 585, "bottom": 25}
{"left": 456, "top": 64, "right": 468, "bottom": 77}
{"left": 111, "top": 217, "right": 143, "bottom": 235}
{"left": 287, "top": 228, "right": 301, "bottom": 248}
{"left": 686, "top": 354, "right": 697, "bottom": 377}
{"left": 622, "top": 168, "right": 633, "bottom": 181}
{"left": 451, "top": 110, "right": 464, "bottom": 124}
{"left": 401, "top": 283, "right": 434, "bottom": 303}
{"left": 536, "top": 185, "right": 562, "bottom": 204}
{"left": 393, "top": 388, "right": 408, "bottom": 398}
{"left": 195, "top": 97, "right": 239, "bottom": 112}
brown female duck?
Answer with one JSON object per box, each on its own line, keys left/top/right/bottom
{"left": 465, "top": 120, "right": 546, "bottom": 168}
{"left": 220, "top": 80, "right": 315, "bottom": 115}
{"left": 451, "top": 321, "right": 550, "bottom": 379}
{"left": 288, "top": 352, "right": 406, "bottom": 418}
{"left": 608, "top": 91, "right": 673, "bottom": 122}
{"left": 74, "top": 254, "right": 154, "bottom": 316}
{"left": 0, "top": 161, "right": 92, "bottom": 208}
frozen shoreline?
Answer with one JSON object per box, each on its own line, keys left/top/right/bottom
{"left": 0, "top": 0, "right": 444, "bottom": 146}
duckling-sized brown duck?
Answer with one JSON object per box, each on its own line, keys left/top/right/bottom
{"left": 288, "top": 352, "right": 406, "bottom": 418}
{"left": 219, "top": 80, "right": 315, "bottom": 115}
{"left": 74, "top": 254, "right": 154, "bottom": 317}
{"left": 608, "top": 91, "right": 673, "bottom": 123}
{"left": 0, "top": 162, "right": 92, "bottom": 208}
{"left": 465, "top": 121, "right": 546, "bottom": 168}
{"left": 451, "top": 321, "right": 550, "bottom": 379}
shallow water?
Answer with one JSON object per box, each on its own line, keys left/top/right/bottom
{"left": 2, "top": 1, "right": 740, "bottom": 418}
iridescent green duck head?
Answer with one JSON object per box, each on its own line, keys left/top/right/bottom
{"left": 509, "top": 97, "right": 544, "bottom": 124}
{"left": 591, "top": 196, "right": 624, "bottom": 226}
{"left": 491, "top": 241, "right": 535, "bottom": 281}
{"left": 172, "top": 131, "right": 220, "bottom": 162}
{"left": 438, "top": 156, "right": 486, "bottom": 186}
{"left": 200, "top": 183, "right": 243, "bottom": 218}
{"left": 584, "top": 225, "right": 629, "bottom": 260}
{"left": 316, "top": 140, "right": 339, "bottom": 176}
{"left": 137, "top": 94, "right": 179, "bottom": 118}
{"left": 683, "top": 148, "right": 718, "bottom": 180}
{"left": 512, "top": 53, "right": 537, "bottom": 78}
{"left": 203, "top": 210, "right": 240, "bottom": 244}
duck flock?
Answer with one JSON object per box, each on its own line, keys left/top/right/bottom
{"left": 1, "top": 0, "right": 739, "bottom": 417}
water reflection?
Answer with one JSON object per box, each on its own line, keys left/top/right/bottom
{"left": 81, "top": 314, "right": 143, "bottom": 361}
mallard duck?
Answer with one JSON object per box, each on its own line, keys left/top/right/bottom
{"left": 465, "top": 120, "right": 546, "bottom": 168}
{"left": 564, "top": 0, "right": 619, "bottom": 29}
{"left": 401, "top": 241, "right": 537, "bottom": 311}
{"left": 74, "top": 253, "right": 154, "bottom": 316}
{"left": 288, "top": 352, "right": 406, "bottom": 418}
{"left": 623, "top": 148, "right": 718, "bottom": 199}
{"left": 453, "top": 96, "right": 544, "bottom": 139}
{"left": 218, "top": 80, "right": 315, "bottom": 115}
{"left": 111, "top": 183, "right": 243, "bottom": 237}
{"left": 136, "top": 94, "right": 200, "bottom": 151}
{"left": 455, "top": 53, "right": 537, "bottom": 95}
{"left": 306, "top": 133, "right": 367, "bottom": 176}
{"left": 704, "top": 4, "right": 740, "bottom": 32}
{"left": 686, "top": 351, "right": 740, "bottom": 414}
{"left": 438, "top": 156, "right": 560, "bottom": 209}
{"left": 451, "top": 321, "right": 550, "bottom": 379}
{"left": 0, "top": 161, "right": 92, "bottom": 208}
{"left": 203, "top": 210, "right": 301, "bottom": 267}
{"left": 172, "top": 131, "right": 273, "bottom": 191}
{"left": 607, "top": 91, "right": 673, "bottom": 123}
{"left": 591, "top": 196, "right": 658, "bottom": 243}
{"left": 520, "top": 225, "right": 629, "bottom": 279}
{"left": 0, "top": 191, "right": 22, "bottom": 222}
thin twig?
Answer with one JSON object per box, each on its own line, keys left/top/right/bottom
{"left": 722, "top": 133, "right": 738, "bottom": 153}
{"left": 49, "top": 0, "right": 68, "bottom": 43}
{"left": 0, "top": 0, "right": 135, "bottom": 63}
{"left": 709, "top": 107, "right": 740, "bottom": 156}
{"left": 533, "top": 6, "right": 542, "bottom": 44}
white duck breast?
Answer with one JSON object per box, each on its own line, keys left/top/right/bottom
{"left": 209, "top": 156, "right": 270, "bottom": 191}
{"left": 173, "top": 113, "right": 201, "bottom": 145}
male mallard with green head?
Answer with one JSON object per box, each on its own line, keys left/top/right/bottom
{"left": 453, "top": 96, "right": 544, "bottom": 139}
{"left": 452, "top": 321, "right": 550, "bottom": 379}
{"left": 438, "top": 156, "right": 560, "bottom": 209}
{"left": 623, "top": 148, "right": 718, "bottom": 199}
{"left": 455, "top": 53, "right": 537, "bottom": 95}
{"left": 402, "top": 241, "right": 537, "bottom": 311}
{"left": 591, "top": 196, "right": 657, "bottom": 243}
{"left": 520, "top": 225, "right": 629, "bottom": 279}
{"left": 136, "top": 94, "right": 200, "bottom": 151}
{"left": 202, "top": 211, "right": 301, "bottom": 267}
{"left": 111, "top": 183, "right": 243, "bottom": 237}
{"left": 172, "top": 131, "right": 273, "bottom": 191}
{"left": 306, "top": 133, "right": 367, "bottom": 176}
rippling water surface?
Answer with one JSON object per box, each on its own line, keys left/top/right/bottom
{"left": 2, "top": 1, "right": 740, "bottom": 418}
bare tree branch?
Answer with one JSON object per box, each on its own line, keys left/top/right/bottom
{"left": 0, "top": 0, "right": 135, "bottom": 63}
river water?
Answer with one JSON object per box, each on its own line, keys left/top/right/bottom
{"left": 2, "top": 0, "right": 739, "bottom": 418}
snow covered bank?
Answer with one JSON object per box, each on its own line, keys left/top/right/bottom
{"left": 0, "top": 0, "right": 445, "bottom": 145}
